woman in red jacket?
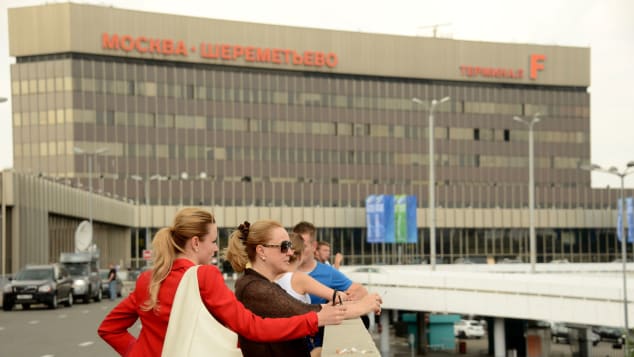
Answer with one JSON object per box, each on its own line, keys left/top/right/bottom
{"left": 98, "top": 208, "right": 345, "bottom": 357}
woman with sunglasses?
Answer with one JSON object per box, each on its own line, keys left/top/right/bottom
{"left": 98, "top": 209, "right": 345, "bottom": 357}
{"left": 226, "top": 220, "right": 348, "bottom": 357}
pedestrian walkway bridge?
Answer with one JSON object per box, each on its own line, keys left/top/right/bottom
{"left": 340, "top": 263, "right": 633, "bottom": 327}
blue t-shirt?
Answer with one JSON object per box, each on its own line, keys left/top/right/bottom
{"left": 307, "top": 261, "right": 352, "bottom": 304}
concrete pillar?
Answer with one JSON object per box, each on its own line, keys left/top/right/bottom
{"left": 494, "top": 317, "right": 506, "bottom": 357}
{"left": 367, "top": 312, "right": 376, "bottom": 333}
{"left": 380, "top": 310, "right": 390, "bottom": 356}
{"left": 571, "top": 326, "right": 593, "bottom": 357}
{"left": 417, "top": 311, "right": 427, "bottom": 355}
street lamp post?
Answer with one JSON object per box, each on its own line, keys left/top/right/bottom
{"left": 73, "top": 146, "right": 109, "bottom": 228}
{"left": 1, "top": 98, "right": 8, "bottom": 277}
{"left": 512, "top": 114, "right": 541, "bottom": 273}
{"left": 179, "top": 172, "right": 188, "bottom": 205}
{"left": 131, "top": 174, "right": 167, "bottom": 266}
{"left": 199, "top": 172, "right": 208, "bottom": 206}
{"left": 412, "top": 96, "right": 450, "bottom": 271}
{"left": 582, "top": 161, "right": 634, "bottom": 354}
{"left": 1, "top": 170, "right": 6, "bottom": 277}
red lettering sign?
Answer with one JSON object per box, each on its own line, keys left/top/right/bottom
{"left": 102, "top": 33, "right": 188, "bottom": 56}
{"left": 102, "top": 33, "right": 338, "bottom": 68}
{"left": 529, "top": 54, "right": 546, "bottom": 80}
{"left": 459, "top": 65, "right": 523, "bottom": 79}
{"left": 459, "top": 54, "right": 547, "bottom": 81}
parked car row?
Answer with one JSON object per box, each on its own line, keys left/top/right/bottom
{"left": 452, "top": 318, "right": 622, "bottom": 347}
{"left": 592, "top": 326, "right": 625, "bottom": 345}
{"left": 2, "top": 264, "right": 74, "bottom": 311}
{"left": 549, "top": 321, "right": 621, "bottom": 346}
{"left": 2, "top": 262, "right": 133, "bottom": 311}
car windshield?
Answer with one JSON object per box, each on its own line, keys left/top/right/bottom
{"left": 15, "top": 268, "right": 53, "bottom": 280}
{"left": 63, "top": 263, "right": 90, "bottom": 276}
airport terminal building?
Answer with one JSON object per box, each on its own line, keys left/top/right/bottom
{"left": 3, "top": 3, "right": 630, "bottom": 270}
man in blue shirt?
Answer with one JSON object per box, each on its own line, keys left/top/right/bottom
{"left": 293, "top": 221, "right": 368, "bottom": 350}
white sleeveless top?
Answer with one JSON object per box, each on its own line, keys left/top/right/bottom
{"left": 275, "top": 272, "right": 311, "bottom": 304}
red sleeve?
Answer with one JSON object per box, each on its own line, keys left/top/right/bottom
{"left": 97, "top": 275, "right": 144, "bottom": 356}
{"left": 197, "top": 265, "right": 318, "bottom": 342}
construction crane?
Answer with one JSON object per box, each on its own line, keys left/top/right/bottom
{"left": 417, "top": 23, "right": 452, "bottom": 38}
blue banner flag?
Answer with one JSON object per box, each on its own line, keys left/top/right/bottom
{"left": 383, "top": 195, "right": 395, "bottom": 243}
{"left": 367, "top": 194, "right": 416, "bottom": 244}
{"left": 618, "top": 198, "right": 623, "bottom": 242}
{"left": 394, "top": 195, "right": 407, "bottom": 243}
{"left": 365, "top": 195, "right": 382, "bottom": 243}
{"left": 625, "top": 197, "right": 634, "bottom": 243}
{"left": 617, "top": 198, "right": 633, "bottom": 243}
{"left": 406, "top": 195, "right": 418, "bottom": 243}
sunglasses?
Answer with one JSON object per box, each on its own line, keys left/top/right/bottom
{"left": 261, "top": 240, "right": 293, "bottom": 253}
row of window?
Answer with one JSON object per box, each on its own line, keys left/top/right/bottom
{"left": 12, "top": 77, "right": 589, "bottom": 118}
{"left": 16, "top": 141, "right": 583, "bottom": 169}
{"left": 37, "top": 172, "right": 595, "bottom": 209}
{"left": 14, "top": 110, "right": 588, "bottom": 144}
{"left": 56, "top": 171, "right": 582, "bottom": 189}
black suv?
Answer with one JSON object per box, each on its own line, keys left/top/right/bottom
{"left": 2, "top": 264, "right": 74, "bottom": 310}
{"left": 593, "top": 326, "right": 625, "bottom": 345}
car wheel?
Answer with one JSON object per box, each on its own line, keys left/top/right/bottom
{"left": 94, "top": 287, "right": 102, "bottom": 302}
{"left": 21, "top": 303, "right": 30, "bottom": 310}
{"left": 64, "top": 291, "right": 73, "bottom": 307}
{"left": 48, "top": 294, "right": 58, "bottom": 309}
{"left": 459, "top": 331, "right": 467, "bottom": 339}
{"left": 2, "top": 302, "right": 13, "bottom": 311}
{"left": 83, "top": 288, "right": 92, "bottom": 304}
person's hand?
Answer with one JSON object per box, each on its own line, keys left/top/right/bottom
{"left": 333, "top": 253, "right": 343, "bottom": 269}
{"left": 317, "top": 304, "right": 346, "bottom": 326}
{"left": 344, "top": 283, "right": 368, "bottom": 301}
{"left": 359, "top": 293, "right": 382, "bottom": 315}
{"left": 335, "top": 290, "right": 348, "bottom": 303}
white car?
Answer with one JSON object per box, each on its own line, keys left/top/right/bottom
{"left": 454, "top": 319, "right": 485, "bottom": 339}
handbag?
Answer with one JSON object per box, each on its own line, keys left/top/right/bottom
{"left": 162, "top": 265, "right": 242, "bottom": 357}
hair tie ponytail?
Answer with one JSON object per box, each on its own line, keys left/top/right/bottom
{"left": 238, "top": 221, "right": 250, "bottom": 242}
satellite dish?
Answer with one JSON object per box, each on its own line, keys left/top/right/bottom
{"left": 75, "top": 220, "right": 93, "bottom": 252}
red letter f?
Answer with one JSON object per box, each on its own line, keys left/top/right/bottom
{"left": 530, "top": 54, "right": 546, "bottom": 80}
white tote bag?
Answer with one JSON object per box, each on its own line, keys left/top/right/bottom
{"left": 162, "top": 265, "right": 242, "bottom": 357}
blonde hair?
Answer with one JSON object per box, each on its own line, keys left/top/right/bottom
{"left": 142, "top": 207, "right": 215, "bottom": 311}
{"left": 288, "top": 232, "right": 304, "bottom": 264}
{"left": 225, "top": 220, "right": 283, "bottom": 273}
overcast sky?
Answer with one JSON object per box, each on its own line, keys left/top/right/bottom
{"left": 1, "top": 0, "right": 633, "bottom": 187}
